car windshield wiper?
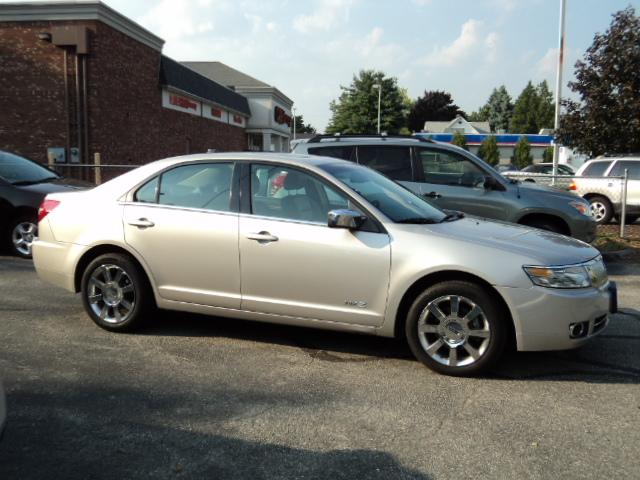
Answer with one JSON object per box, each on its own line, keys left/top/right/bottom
{"left": 12, "top": 176, "right": 58, "bottom": 186}
{"left": 439, "top": 212, "right": 465, "bottom": 222}
{"left": 396, "top": 217, "right": 440, "bottom": 224}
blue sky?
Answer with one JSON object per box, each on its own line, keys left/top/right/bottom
{"left": 11, "top": 0, "right": 640, "bottom": 131}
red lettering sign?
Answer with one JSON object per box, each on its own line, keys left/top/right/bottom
{"left": 274, "top": 106, "right": 292, "bottom": 126}
{"left": 233, "top": 115, "right": 243, "bottom": 124}
{"left": 169, "top": 94, "right": 198, "bottom": 111}
{"left": 211, "top": 107, "right": 222, "bottom": 118}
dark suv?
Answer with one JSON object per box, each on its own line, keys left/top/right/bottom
{"left": 294, "top": 135, "right": 596, "bottom": 242}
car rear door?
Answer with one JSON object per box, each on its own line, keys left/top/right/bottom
{"left": 238, "top": 163, "right": 391, "bottom": 327}
{"left": 123, "top": 161, "right": 241, "bottom": 308}
{"left": 610, "top": 160, "right": 640, "bottom": 207}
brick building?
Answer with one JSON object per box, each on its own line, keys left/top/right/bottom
{"left": 0, "top": 1, "right": 260, "bottom": 181}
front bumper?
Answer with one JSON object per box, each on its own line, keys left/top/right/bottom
{"left": 496, "top": 281, "right": 615, "bottom": 351}
{"left": 570, "top": 214, "right": 597, "bottom": 243}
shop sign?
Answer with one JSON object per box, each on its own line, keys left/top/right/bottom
{"left": 162, "top": 89, "right": 202, "bottom": 116}
{"left": 273, "top": 106, "right": 292, "bottom": 126}
{"left": 230, "top": 114, "right": 245, "bottom": 127}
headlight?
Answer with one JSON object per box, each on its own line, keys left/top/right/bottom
{"left": 569, "top": 200, "right": 589, "bottom": 216}
{"left": 523, "top": 257, "right": 607, "bottom": 289}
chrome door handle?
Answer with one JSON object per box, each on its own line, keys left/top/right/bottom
{"left": 246, "top": 231, "right": 279, "bottom": 243}
{"left": 128, "top": 218, "right": 155, "bottom": 228}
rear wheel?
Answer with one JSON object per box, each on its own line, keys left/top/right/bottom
{"left": 9, "top": 215, "right": 37, "bottom": 258}
{"left": 81, "top": 253, "right": 152, "bottom": 332}
{"left": 588, "top": 195, "right": 613, "bottom": 224}
{"left": 405, "top": 281, "right": 507, "bottom": 376}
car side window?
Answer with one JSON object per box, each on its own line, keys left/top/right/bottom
{"left": 134, "top": 176, "right": 159, "bottom": 203}
{"left": 307, "top": 146, "right": 354, "bottom": 161}
{"left": 140, "top": 163, "right": 234, "bottom": 211}
{"left": 250, "top": 164, "right": 351, "bottom": 224}
{"left": 356, "top": 146, "right": 413, "bottom": 181}
{"left": 609, "top": 161, "right": 640, "bottom": 180}
{"left": 582, "top": 161, "right": 612, "bottom": 177}
{"left": 417, "top": 148, "right": 486, "bottom": 187}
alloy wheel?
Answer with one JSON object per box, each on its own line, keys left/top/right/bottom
{"left": 417, "top": 295, "right": 491, "bottom": 367}
{"left": 589, "top": 201, "right": 607, "bottom": 222}
{"left": 11, "top": 221, "right": 37, "bottom": 257}
{"left": 87, "top": 264, "right": 136, "bottom": 324}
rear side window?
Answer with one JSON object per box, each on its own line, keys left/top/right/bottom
{"left": 582, "top": 161, "right": 612, "bottom": 177}
{"left": 609, "top": 161, "right": 640, "bottom": 180}
{"left": 417, "top": 148, "right": 486, "bottom": 187}
{"left": 134, "top": 163, "right": 234, "bottom": 212}
{"left": 356, "top": 146, "right": 413, "bottom": 181}
{"left": 307, "top": 146, "right": 354, "bottom": 161}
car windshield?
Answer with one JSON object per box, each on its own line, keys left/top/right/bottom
{"left": 318, "top": 162, "right": 446, "bottom": 223}
{"left": 0, "top": 151, "right": 59, "bottom": 185}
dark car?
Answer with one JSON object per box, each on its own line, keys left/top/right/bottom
{"left": 0, "top": 151, "right": 89, "bottom": 258}
{"left": 522, "top": 163, "right": 575, "bottom": 175}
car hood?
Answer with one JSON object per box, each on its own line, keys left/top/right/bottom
{"left": 393, "top": 217, "right": 599, "bottom": 266}
{"left": 18, "top": 177, "right": 92, "bottom": 194}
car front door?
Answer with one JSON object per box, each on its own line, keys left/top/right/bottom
{"left": 238, "top": 163, "right": 391, "bottom": 327}
{"left": 123, "top": 162, "right": 240, "bottom": 308}
{"left": 414, "top": 147, "right": 510, "bottom": 220}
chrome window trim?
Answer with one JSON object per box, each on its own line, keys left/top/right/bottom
{"left": 119, "top": 201, "right": 239, "bottom": 218}
{"left": 238, "top": 211, "right": 328, "bottom": 228}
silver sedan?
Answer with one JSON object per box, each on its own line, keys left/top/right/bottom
{"left": 32, "top": 153, "right": 615, "bottom": 376}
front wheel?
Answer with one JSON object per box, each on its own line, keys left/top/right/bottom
{"left": 81, "top": 253, "right": 152, "bottom": 332}
{"left": 405, "top": 281, "right": 507, "bottom": 376}
{"left": 588, "top": 195, "right": 613, "bottom": 224}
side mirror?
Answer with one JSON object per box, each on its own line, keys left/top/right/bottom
{"left": 328, "top": 209, "right": 367, "bottom": 230}
{"left": 483, "top": 175, "right": 505, "bottom": 191}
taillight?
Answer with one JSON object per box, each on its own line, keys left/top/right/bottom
{"left": 568, "top": 181, "right": 577, "bottom": 191}
{"left": 38, "top": 199, "right": 60, "bottom": 222}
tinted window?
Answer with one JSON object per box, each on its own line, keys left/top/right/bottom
{"left": 609, "top": 161, "right": 640, "bottom": 180}
{"left": 582, "top": 161, "right": 612, "bottom": 177}
{"left": 357, "top": 146, "right": 413, "bottom": 181}
{"left": 319, "top": 162, "right": 445, "bottom": 223}
{"left": 251, "top": 164, "right": 351, "bottom": 223}
{"left": 0, "top": 151, "right": 59, "bottom": 184}
{"left": 558, "top": 165, "right": 575, "bottom": 175}
{"left": 307, "top": 146, "right": 354, "bottom": 161}
{"left": 156, "top": 163, "right": 233, "bottom": 211}
{"left": 417, "top": 148, "right": 486, "bottom": 187}
{"left": 134, "top": 177, "right": 159, "bottom": 203}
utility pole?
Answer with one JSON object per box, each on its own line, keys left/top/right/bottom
{"left": 373, "top": 83, "right": 382, "bottom": 134}
{"left": 552, "top": 0, "right": 567, "bottom": 184}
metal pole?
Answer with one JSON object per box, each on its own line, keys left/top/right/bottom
{"left": 292, "top": 106, "right": 296, "bottom": 141}
{"left": 620, "top": 169, "right": 628, "bottom": 239}
{"left": 377, "top": 85, "right": 382, "bottom": 134}
{"left": 551, "top": 0, "right": 567, "bottom": 185}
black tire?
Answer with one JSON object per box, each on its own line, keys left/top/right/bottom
{"left": 587, "top": 195, "right": 613, "bottom": 224}
{"left": 522, "top": 217, "right": 567, "bottom": 235}
{"left": 616, "top": 214, "right": 638, "bottom": 225}
{"left": 8, "top": 215, "right": 37, "bottom": 259}
{"left": 81, "top": 253, "right": 152, "bottom": 332}
{"left": 405, "top": 280, "right": 507, "bottom": 376}
{"left": 523, "top": 178, "right": 536, "bottom": 183}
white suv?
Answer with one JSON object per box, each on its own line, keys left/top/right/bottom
{"left": 571, "top": 157, "right": 640, "bottom": 224}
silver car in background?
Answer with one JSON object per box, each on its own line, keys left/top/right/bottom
{"left": 32, "top": 153, "right": 615, "bottom": 376}
{"left": 570, "top": 157, "right": 640, "bottom": 224}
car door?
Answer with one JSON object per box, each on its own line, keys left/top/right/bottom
{"left": 123, "top": 161, "right": 241, "bottom": 308}
{"left": 414, "top": 147, "right": 510, "bottom": 220}
{"left": 238, "top": 163, "right": 391, "bottom": 327}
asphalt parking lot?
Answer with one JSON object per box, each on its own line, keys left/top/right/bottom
{"left": 0, "top": 255, "right": 639, "bottom": 479}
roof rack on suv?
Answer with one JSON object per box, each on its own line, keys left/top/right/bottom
{"left": 306, "top": 133, "right": 434, "bottom": 144}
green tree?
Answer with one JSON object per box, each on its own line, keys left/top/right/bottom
{"left": 451, "top": 131, "right": 468, "bottom": 150}
{"left": 293, "top": 114, "right": 316, "bottom": 134}
{"left": 556, "top": 7, "right": 640, "bottom": 156}
{"left": 535, "top": 80, "right": 555, "bottom": 130}
{"left": 407, "top": 90, "right": 465, "bottom": 132}
{"left": 467, "top": 105, "right": 489, "bottom": 122}
{"left": 487, "top": 86, "right": 514, "bottom": 132}
{"left": 542, "top": 146, "right": 554, "bottom": 163}
{"left": 327, "top": 70, "right": 407, "bottom": 134}
{"left": 477, "top": 135, "right": 500, "bottom": 166}
{"left": 512, "top": 136, "right": 533, "bottom": 168}
{"left": 510, "top": 82, "right": 539, "bottom": 133}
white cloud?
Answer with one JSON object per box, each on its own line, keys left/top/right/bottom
{"left": 138, "top": 0, "right": 223, "bottom": 41}
{"left": 412, "top": 0, "right": 432, "bottom": 5}
{"left": 422, "top": 19, "right": 498, "bottom": 67}
{"left": 536, "top": 47, "right": 559, "bottom": 75}
{"left": 292, "top": 0, "right": 357, "bottom": 33}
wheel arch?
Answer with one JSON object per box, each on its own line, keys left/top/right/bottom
{"left": 393, "top": 270, "right": 516, "bottom": 349}
{"left": 517, "top": 212, "right": 570, "bottom": 235}
{"left": 73, "top": 243, "right": 155, "bottom": 297}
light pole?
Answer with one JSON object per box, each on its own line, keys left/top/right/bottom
{"left": 373, "top": 83, "right": 382, "bottom": 134}
{"left": 552, "top": 0, "right": 567, "bottom": 184}
{"left": 292, "top": 106, "right": 296, "bottom": 141}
